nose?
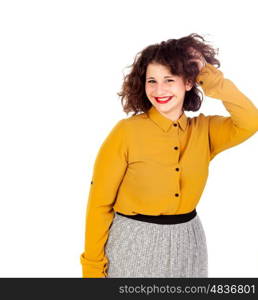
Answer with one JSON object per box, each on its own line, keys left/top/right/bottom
{"left": 154, "top": 83, "right": 169, "bottom": 96}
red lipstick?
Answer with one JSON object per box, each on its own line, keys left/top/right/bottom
{"left": 155, "top": 96, "right": 173, "bottom": 104}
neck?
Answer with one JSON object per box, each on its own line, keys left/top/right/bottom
{"left": 159, "top": 108, "right": 184, "bottom": 122}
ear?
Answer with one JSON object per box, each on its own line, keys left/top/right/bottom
{"left": 185, "top": 79, "right": 193, "bottom": 91}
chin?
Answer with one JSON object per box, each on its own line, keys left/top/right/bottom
{"left": 157, "top": 104, "right": 175, "bottom": 111}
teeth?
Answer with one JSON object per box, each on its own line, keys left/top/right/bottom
{"left": 158, "top": 97, "right": 171, "bottom": 101}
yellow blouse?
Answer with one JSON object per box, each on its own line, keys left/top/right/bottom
{"left": 80, "top": 63, "right": 258, "bottom": 278}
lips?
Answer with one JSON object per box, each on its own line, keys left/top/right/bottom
{"left": 155, "top": 96, "right": 173, "bottom": 104}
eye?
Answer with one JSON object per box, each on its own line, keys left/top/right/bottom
{"left": 147, "top": 79, "right": 174, "bottom": 83}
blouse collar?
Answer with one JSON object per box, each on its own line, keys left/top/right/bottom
{"left": 147, "top": 105, "right": 188, "bottom": 132}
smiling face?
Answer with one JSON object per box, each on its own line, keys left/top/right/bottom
{"left": 145, "top": 62, "right": 193, "bottom": 121}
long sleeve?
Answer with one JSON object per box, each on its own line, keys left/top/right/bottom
{"left": 80, "top": 119, "right": 128, "bottom": 278}
{"left": 196, "top": 63, "right": 258, "bottom": 161}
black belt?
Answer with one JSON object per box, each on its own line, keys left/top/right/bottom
{"left": 115, "top": 209, "right": 197, "bottom": 225}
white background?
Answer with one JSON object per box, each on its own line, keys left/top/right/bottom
{"left": 0, "top": 0, "right": 257, "bottom": 277}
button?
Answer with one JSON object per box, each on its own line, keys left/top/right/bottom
{"left": 173, "top": 123, "right": 178, "bottom": 127}
{"left": 174, "top": 146, "right": 178, "bottom": 150}
{"left": 199, "top": 80, "right": 203, "bottom": 85}
{"left": 175, "top": 193, "right": 179, "bottom": 197}
{"left": 175, "top": 168, "right": 179, "bottom": 171}
{"left": 91, "top": 181, "right": 93, "bottom": 184}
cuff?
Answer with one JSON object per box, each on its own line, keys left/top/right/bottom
{"left": 196, "top": 63, "right": 223, "bottom": 91}
{"left": 80, "top": 253, "right": 108, "bottom": 278}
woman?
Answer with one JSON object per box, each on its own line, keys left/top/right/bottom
{"left": 80, "top": 33, "right": 258, "bottom": 278}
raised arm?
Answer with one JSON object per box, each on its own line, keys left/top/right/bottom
{"left": 196, "top": 63, "right": 258, "bottom": 161}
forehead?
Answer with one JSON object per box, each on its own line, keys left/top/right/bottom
{"left": 146, "top": 63, "right": 174, "bottom": 75}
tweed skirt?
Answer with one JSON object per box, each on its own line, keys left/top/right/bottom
{"left": 104, "top": 211, "right": 208, "bottom": 278}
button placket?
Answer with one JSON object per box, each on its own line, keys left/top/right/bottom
{"left": 170, "top": 124, "right": 181, "bottom": 207}
{"left": 174, "top": 166, "right": 180, "bottom": 199}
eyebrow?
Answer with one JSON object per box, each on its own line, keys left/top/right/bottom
{"left": 146, "top": 76, "right": 174, "bottom": 79}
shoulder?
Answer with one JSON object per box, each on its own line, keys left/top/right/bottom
{"left": 119, "top": 112, "right": 148, "bottom": 127}
{"left": 126, "top": 111, "right": 148, "bottom": 122}
{"left": 187, "top": 112, "right": 208, "bottom": 123}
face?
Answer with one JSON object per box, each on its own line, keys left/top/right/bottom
{"left": 145, "top": 62, "right": 193, "bottom": 120}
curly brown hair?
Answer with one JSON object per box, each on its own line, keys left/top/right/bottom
{"left": 117, "top": 33, "right": 221, "bottom": 116}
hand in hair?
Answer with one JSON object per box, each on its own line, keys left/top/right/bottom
{"left": 187, "top": 46, "right": 207, "bottom": 72}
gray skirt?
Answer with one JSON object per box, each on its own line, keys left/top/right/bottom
{"left": 104, "top": 212, "right": 208, "bottom": 278}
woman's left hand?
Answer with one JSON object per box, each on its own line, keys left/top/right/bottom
{"left": 187, "top": 47, "right": 207, "bottom": 72}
